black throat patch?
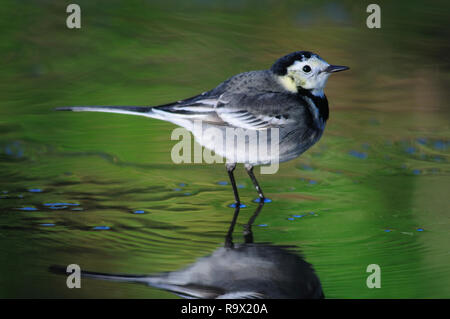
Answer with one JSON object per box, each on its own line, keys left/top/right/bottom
{"left": 297, "top": 87, "right": 329, "bottom": 122}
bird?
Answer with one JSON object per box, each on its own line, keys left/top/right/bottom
{"left": 56, "top": 51, "right": 349, "bottom": 207}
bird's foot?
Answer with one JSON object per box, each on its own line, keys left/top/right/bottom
{"left": 229, "top": 202, "right": 246, "bottom": 208}
{"left": 253, "top": 197, "right": 271, "bottom": 203}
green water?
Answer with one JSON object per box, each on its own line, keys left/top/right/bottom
{"left": 0, "top": 0, "right": 449, "bottom": 298}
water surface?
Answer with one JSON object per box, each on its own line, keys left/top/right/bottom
{"left": 0, "top": 0, "right": 449, "bottom": 298}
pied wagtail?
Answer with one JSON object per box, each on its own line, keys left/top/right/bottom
{"left": 57, "top": 51, "right": 349, "bottom": 206}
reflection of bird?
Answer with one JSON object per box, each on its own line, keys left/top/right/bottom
{"left": 57, "top": 51, "right": 348, "bottom": 205}
{"left": 50, "top": 203, "right": 324, "bottom": 299}
{"left": 56, "top": 244, "right": 323, "bottom": 299}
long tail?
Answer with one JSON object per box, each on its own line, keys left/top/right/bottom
{"left": 55, "top": 104, "right": 215, "bottom": 130}
{"left": 55, "top": 105, "right": 162, "bottom": 119}
{"left": 49, "top": 265, "right": 152, "bottom": 284}
{"left": 56, "top": 105, "right": 182, "bottom": 124}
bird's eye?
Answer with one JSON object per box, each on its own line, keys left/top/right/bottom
{"left": 303, "top": 65, "right": 312, "bottom": 73}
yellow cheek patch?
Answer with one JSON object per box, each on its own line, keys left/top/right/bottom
{"left": 277, "top": 75, "right": 298, "bottom": 93}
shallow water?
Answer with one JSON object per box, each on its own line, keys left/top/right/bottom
{"left": 0, "top": 1, "right": 449, "bottom": 298}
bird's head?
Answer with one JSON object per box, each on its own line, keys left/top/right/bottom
{"left": 271, "top": 51, "right": 349, "bottom": 96}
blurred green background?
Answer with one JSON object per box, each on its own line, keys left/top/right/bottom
{"left": 0, "top": 0, "right": 449, "bottom": 298}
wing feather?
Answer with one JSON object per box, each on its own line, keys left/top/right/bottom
{"left": 214, "top": 92, "right": 300, "bottom": 129}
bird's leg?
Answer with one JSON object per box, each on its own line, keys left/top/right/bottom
{"left": 245, "top": 164, "right": 265, "bottom": 201}
{"left": 242, "top": 164, "right": 266, "bottom": 243}
{"left": 225, "top": 163, "right": 240, "bottom": 248}
{"left": 226, "top": 163, "right": 240, "bottom": 206}
{"left": 225, "top": 202, "right": 240, "bottom": 249}
{"left": 243, "top": 199, "right": 265, "bottom": 244}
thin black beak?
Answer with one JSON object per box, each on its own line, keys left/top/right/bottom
{"left": 324, "top": 65, "right": 349, "bottom": 73}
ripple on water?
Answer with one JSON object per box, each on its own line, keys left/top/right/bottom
{"left": 416, "top": 138, "right": 427, "bottom": 145}
{"left": 44, "top": 203, "right": 80, "bottom": 210}
{"left": 301, "top": 164, "right": 314, "bottom": 171}
{"left": 16, "top": 207, "right": 37, "bottom": 211}
{"left": 290, "top": 212, "right": 315, "bottom": 220}
{"left": 28, "top": 188, "right": 42, "bottom": 193}
{"left": 3, "top": 141, "right": 24, "bottom": 158}
{"left": 433, "top": 140, "right": 447, "bottom": 150}
{"left": 92, "top": 226, "right": 110, "bottom": 230}
{"left": 44, "top": 203, "right": 80, "bottom": 207}
{"left": 348, "top": 150, "right": 368, "bottom": 159}
{"left": 49, "top": 206, "right": 68, "bottom": 210}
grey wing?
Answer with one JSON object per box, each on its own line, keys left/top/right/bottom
{"left": 151, "top": 91, "right": 223, "bottom": 122}
{"left": 215, "top": 92, "right": 308, "bottom": 130}
{"left": 153, "top": 91, "right": 308, "bottom": 130}
{"left": 149, "top": 71, "right": 263, "bottom": 119}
